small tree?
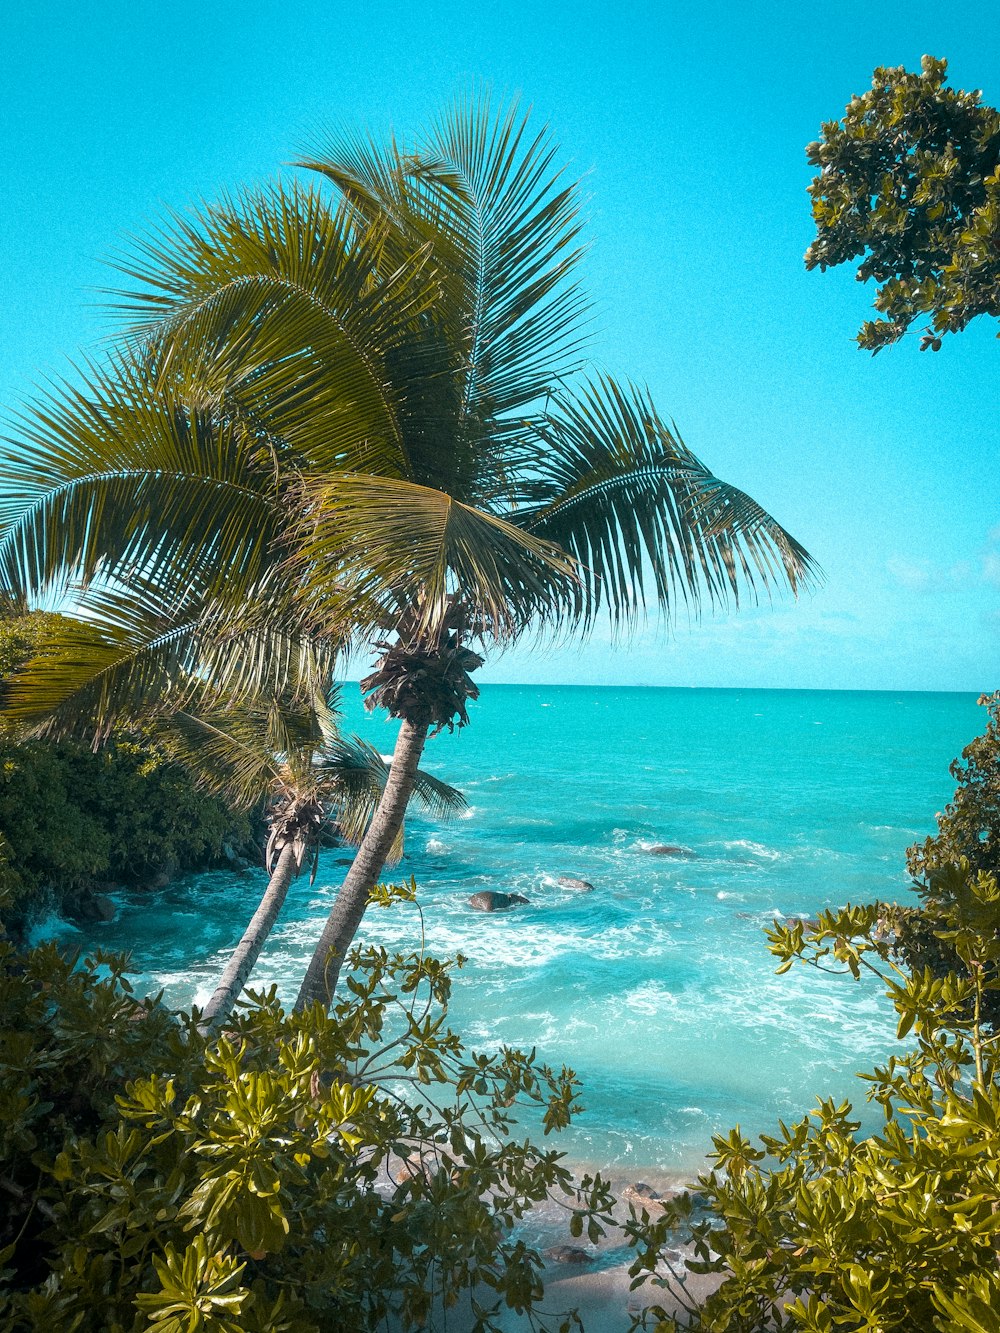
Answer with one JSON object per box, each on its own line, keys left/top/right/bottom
{"left": 806, "top": 55, "right": 1000, "bottom": 352}
{"left": 2, "top": 603, "right": 464, "bottom": 1029}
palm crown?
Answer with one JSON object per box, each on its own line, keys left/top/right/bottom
{"left": 0, "top": 95, "right": 818, "bottom": 1010}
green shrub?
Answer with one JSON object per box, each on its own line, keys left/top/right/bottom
{"left": 0, "top": 610, "right": 254, "bottom": 929}
{"left": 0, "top": 735, "right": 253, "bottom": 928}
{"left": 626, "top": 876, "right": 1000, "bottom": 1332}
{"left": 0, "top": 886, "right": 615, "bottom": 1332}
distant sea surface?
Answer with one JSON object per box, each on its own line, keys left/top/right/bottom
{"left": 58, "top": 685, "right": 984, "bottom": 1175}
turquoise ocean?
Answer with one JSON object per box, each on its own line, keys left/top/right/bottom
{"left": 53, "top": 686, "right": 984, "bottom": 1177}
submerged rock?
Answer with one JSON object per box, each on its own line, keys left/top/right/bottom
{"left": 544, "top": 1245, "right": 592, "bottom": 1265}
{"left": 646, "top": 844, "right": 692, "bottom": 857}
{"left": 91, "top": 894, "right": 117, "bottom": 923}
{"left": 556, "top": 876, "right": 595, "bottom": 892}
{"left": 468, "top": 891, "right": 530, "bottom": 912}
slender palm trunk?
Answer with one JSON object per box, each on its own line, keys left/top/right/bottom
{"left": 199, "top": 840, "right": 301, "bottom": 1033}
{"left": 294, "top": 718, "right": 430, "bottom": 1012}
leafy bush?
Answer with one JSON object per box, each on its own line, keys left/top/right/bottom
{"left": 0, "top": 609, "right": 255, "bottom": 930}
{"left": 626, "top": 875, "right": 1000, "bottom": 1330}
{"left": 907, "top": 692, "right": 1000, "bottom": 884}
{"left": 887, "top": 691, "right": 1000, "bottom": 1025}
{"left": 0, "top": 610, "right": 65, "bottom": 686}
{"left": 0, "top": 885, "right": 615, "bottom": 1332}
{"left": 0, "top": 735, "right": 253, "bottom": 928}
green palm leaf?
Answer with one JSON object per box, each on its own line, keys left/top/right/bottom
{"left": 291, "top": 473, "right": 579, "bottom": 642}
{"left": 0, "top": 350, "right": 281, "bottom": 602}
{"left": 108, "top": 182, "right": 437, "bottom": 477}
{"left": 299, "top": 93, "right": 588, "bottom": 495}
{"left": 1, "top": 584, "right": 335, "bottom": 741}
{"left": 318, "top": 732, "right": 465, "bottom": 861}
{"left": 516, "top": 375, "right": 820, "bottom": 628}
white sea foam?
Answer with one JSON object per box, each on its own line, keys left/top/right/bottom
{"left": 724, "top": 839, "right": 782, "bottom": 861}
{"left": 425, "top": 837, "right": 448, "bottom": 854}
{"left": 26, "top": 911, "right": 82, "bottom": 946}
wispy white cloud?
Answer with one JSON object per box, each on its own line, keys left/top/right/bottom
{"left": 886, "top": 556, "right": 972, "bottom": 593}
{"left": 887, "top": 528, "right": 1000, "bottom": 593}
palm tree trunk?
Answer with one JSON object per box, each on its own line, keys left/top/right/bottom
{"left": 294, "top": 718, "right": 430, "bottom": 1012}
{"left": 199, "top": 839, "right": 300, "bottom": 1033}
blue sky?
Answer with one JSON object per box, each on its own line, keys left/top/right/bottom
{"left": 1, "top": 1, "right": 996, "bottom": 692}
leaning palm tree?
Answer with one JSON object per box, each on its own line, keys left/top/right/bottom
{"left": 1, "top": 590, "right": 464, "bottom": 1028}
{"left": 161, "top": 688, "right": 465, "bottom": 1030}
{"left": 0, "top": 96, "right": 818, "bottom": 1013}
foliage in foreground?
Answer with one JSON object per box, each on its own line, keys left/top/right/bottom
{"left": 628, "top": 882, "right": 1000, "bottom": 1332}
{"left": 626, "top": 698, "right": 1000, "bottom": 1332}
{"left": 806, "top": 55, "right": 1000, "bottom": 352}
{"left": 0, "top": 884, "right": 615, "bottom": 1332}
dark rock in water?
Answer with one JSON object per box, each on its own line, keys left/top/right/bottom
{"left": 556, "top": 876, "right": 595, "bottom": 892}
{"left": 91, "top": 895, "right": 117, "bottom": 923}
{"left": 468, "top": 891, "right": 529, "bottom": 912}
{"left": 395, "top": 1151, "right": 430, "bottom": 1184}
{"left": 544, "top": 1245, "right": 592, "bottom": 1265}
{"left": 647, "top": 844, "right": 692, "bottom": 857}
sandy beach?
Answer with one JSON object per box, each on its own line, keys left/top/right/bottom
{"left": 392, "top": 1162, "right": 723, "bottom": 1332}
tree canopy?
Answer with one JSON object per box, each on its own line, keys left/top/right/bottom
{"left": 805, "top": 55, "right": 1000, "bottom": 352}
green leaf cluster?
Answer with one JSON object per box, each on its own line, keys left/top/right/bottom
{"left": 805, "top": 55, "right": 1000, "bottom": 352}
{"left": 887, "top": 691, "right": 1000, "bottom": 1025}
{"left": 0, "top": 609, "right": 253, "bottom": 930}
{"left": 0, "top": 734, "right": 251, "bottom": 929}
{"left": 0, "top": 916, "right": 614, "bottom": 1331}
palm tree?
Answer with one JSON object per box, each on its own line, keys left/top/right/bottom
{"left": 163, "top": 688, "right": 465, "bottom": 1031}
{"left": 1, "top": 595, "right": 464, "bottom": 1028}
{"left": 0, "top": 96, "right": 818, "bottom": 1013}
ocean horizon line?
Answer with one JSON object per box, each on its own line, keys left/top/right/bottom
{"left": 338, "top": 678, "right": 985, "bottom": 697}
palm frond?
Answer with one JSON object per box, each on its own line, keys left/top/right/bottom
{"left": 106, "top": 182, "right": 438, "bottom": 477}
{"left": 290, "top": 473, "right": 579, "bottom": 642}
{"left": 156, "top": 680, "right": 340, "bottom": 811}
{"left": 299, "top": 94, "right": 589, "bottom": 501}
{"left": 515, "top": 375, "right": 821, "bottom": 629}
{"left": 0, "top": 350, "right": 281, "bottom": 603}
{"left": 1, "top": 583, "right": 337, "bottom": 742}
{"left": 420, "top": 92, "right": 589, "bottom": 420}
{"left": 318, "top": 733, "right": 465, "bottom": 862}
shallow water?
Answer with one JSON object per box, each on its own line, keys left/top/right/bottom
{"left": 57, "top": 685, "right": 983, "bottom": 1174}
